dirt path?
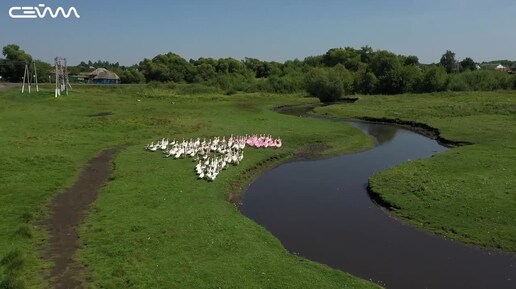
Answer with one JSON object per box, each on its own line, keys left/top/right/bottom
{"left": 0, "top": 83, "right": 18, "bottom": 90}
{"left": 43, "top": 148, "right": 119, "bottom": 289}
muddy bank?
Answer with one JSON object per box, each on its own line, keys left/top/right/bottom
{"left": 228, "top": 142, "right": 330, "bottom": 205}
{"left": 0, "top": 83, "right": 18, "bottom": 90}
{"left": 357, "top": 116, "right": 472, "bottom": 148}
{"left": 276, "top": 102, "right": 472, "bottom": 148}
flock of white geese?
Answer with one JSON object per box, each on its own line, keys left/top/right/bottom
{"left": 145, "top": 135, "right": 282, "bottom": 181}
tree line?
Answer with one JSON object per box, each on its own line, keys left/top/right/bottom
{"left": 1, "top": 44, "right": 515, "bottom": 101}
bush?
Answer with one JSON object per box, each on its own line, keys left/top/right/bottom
{"left": 419, "top": 66, "right": 448, "bottom": 92}
{"left": 265, "top": 75, "right": 304, "bottom": 93}
{"left": 354, "top": 70, "right": 378, "bottom": 94}
{"left": 459, "top": 70, "right": 512, "bottom": 91}
{"left": 447, "top": 74, "right": 471, "bottom": 91}
{"left": 400, "top": 65, "right": 422, "bottom": 93}
{"left": 225, "top": 89, "right": 238, "bottom": 95}
{"left": 119, "top": 69, "right": 146, "bottom": 84}
{"left": 306, "top": 68, "right": 345, "bottom": 103}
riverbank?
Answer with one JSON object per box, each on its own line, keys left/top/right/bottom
{"left": 241, "top": 115, "right": 515, "bottom": 289}
{"left": 315, "top": 91, "right": 516, "bottom": 251}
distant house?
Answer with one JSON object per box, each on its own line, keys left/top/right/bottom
{"left": 89, "top": 68, "right": 120, "bottom": 84}
{"left": 69, "top": 72, "right": 90, "bottom": 84}
{"left": 510, "top": 64, "right": 516, "bottom": 74}
{"left": 494, "top": 64, "right": 512, "bottom": 73}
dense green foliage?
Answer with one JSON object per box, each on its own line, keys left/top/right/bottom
{"left": 315, "top": 91, "right": 516, "bottom": 251}
{"left": 2, "top": 44, "right": 516, "bottom": 101}
{"left": 305, "top": 64, "right": 353, "bottom": 102}
{"left": 0, "top": 45, "right": 52, "bottom": 83}
{"left": 440, "top": 50, "right": 458, "bottom": 73}
{"left": 1, "top": 45, "right": 32, "bottom": 82}
{"left": 0, "top": 85, "right": 376, "bottom": 289}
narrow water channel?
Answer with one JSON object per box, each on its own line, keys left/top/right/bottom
{"left": 240, "top": 108, "right": 516, "bottom": 289}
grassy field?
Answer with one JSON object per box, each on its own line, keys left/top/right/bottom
{"left": 0, "top": 85, "right": 378, "bottom": 288}
{"left": 315, "top": 91, "right": 516, "bottom": 251}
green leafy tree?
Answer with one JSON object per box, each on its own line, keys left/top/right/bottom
{"left": 215, "top": 58, "right": 246, "bottom": 74}
{"left": 2, "top": 44, "right": 33, "bottom": 81}
{"left": 460, "top": 57, "right": 477, "bottom": 72}
{"left": 404, "top": 55, "right": 420, "bottom": 66}
{"left": 419, "top": 66, "right": 448, "bottom": 92}
{"left": 193, "top": 63, "right": 217, "bottom": 82}
{"left": 243, "top": 57, "right": 265, "bottom": 77}
{"left": 0, "top": 59, "right": 8, "bottom": 81}
{"left": 332, "top": 64, "right": 354, "bottom": 93}
{"left": 191, "top": 57, "right": 218, "bottom": 67}
{"left": 359, "top": 46, "right": 374, "bottom": 64}
{"left": 306, "top": 68, "right": 343, "bottom": 103}
{"left": 34, "top": 60, "right": 52, "bottom": 83}
{"left": 370, "top": 51, "right": 404, "bottom": 94}
{"left": 305, "top": 65, "right": 354, "bottom": 102}
{"left": 322, "top": 47, "right": 361, "bottom": 71}
{"left": 2, "top": 44, "right": 32, "bottom": 62}
{"left": 119, "top": 69, "right": 145, "bottom": 84}
{"left": 139, "top": 53, "right": 193, "bottom": 82}
{"left": 353, "top": 68, "right": 378, "bottom": 94}
{"left": 440, "top": 50, "right": 458, "bottom": 73}
{"left": 399, "top": 65, "right": 422, "bottom": 93}
{"left": 303, "top": 55, "right": 324, "bottom": 67}
{"left": 282, "top": 59, "right": 305, "bottom": 75}
{"left": 265, "top": 74, "right": 303, "bottom": 93}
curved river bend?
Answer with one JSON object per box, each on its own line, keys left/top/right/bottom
{"left": 240, "top": 111, "right": 515, "bottom": 289}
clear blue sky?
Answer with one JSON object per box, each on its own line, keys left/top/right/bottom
{"left": 1, "top": 0, "right": 515, "bottom": 65}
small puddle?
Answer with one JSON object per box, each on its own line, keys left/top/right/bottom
{"left": 240, "top": 106, "right": 516, "bottom": 289}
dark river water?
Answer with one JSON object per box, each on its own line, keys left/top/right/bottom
{"left": 240, "top": 112, "right": 516, "bottom": 289}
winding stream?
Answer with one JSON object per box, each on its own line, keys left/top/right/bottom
{"left": 240, "top": 107, "right": 515, "bottom": 289}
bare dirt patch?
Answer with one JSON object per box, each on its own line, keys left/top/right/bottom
{"left": 87, "top": 112, "right": 113, "bottom": 117}
{"left": 43, "top": 148, "right": 119, "bottom": 289}
{"left": 0, "top": 83, "right": 18, "bottom": 90}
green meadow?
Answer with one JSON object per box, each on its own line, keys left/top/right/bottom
{"left": 2, "top": 85, "right": 515, "bottom": 289}
{"left": 0, "top": 85, "right": 376, "bottom": 288}
{"left": 315, "top": 91, "right": 516, "bottom": 251}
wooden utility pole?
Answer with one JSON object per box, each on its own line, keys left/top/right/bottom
{"left": 33, "top": 61, "right": 39, "bottom": 92}
{"left": 21, "top": 61, "right": 39, "bottom": 94}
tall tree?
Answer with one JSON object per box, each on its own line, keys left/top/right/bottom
{"left": 404, "top": 55, "right": 420, "bottom": 66}
{"left": 359, "top": 46, "right": 374, "bottom": 64}
{"left": 420, "top": 66, "right": 448, "bottom": 92}
{"left": 2, "top": 44, "right": 33, "bottom": 81}
{"left": 440, "top": 50, "right": 458, "bottom": 73}
{"left": 139, "top": 53, "right": 193, "bottom": 82}
{"left": 322, "top": 47, "right": 361, "bottom": 71}
{"left": 306, "top": 68, "right": 341, "bottom": 103}
{"left": 370, "top": 50, "right": 404, "bottom": 94}
{"left": 354, "top": 67, "right": 378, "bottom": 94}
{"left": 303, "top": 55, "right": 323, "bottom": 67}
{"left": 460, "top": 57, "right": 477, "bottom": 72}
